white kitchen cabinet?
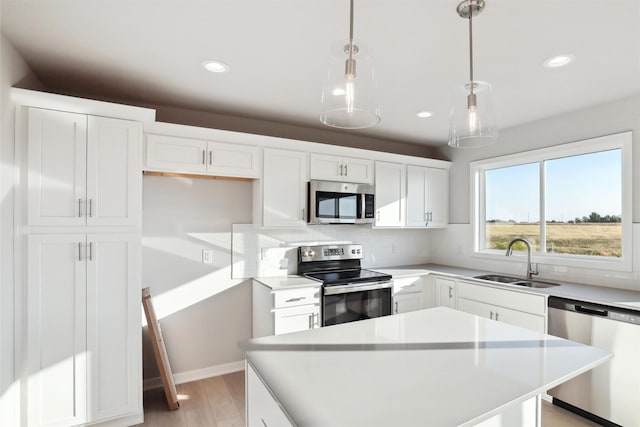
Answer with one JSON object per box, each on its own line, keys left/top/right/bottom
{"left": 28, "top": 108, "right": 141, "bottom": 227}
{"left": 406, "top": 165, "right": 449, "bottom": 228}
{"left": 309, "top": 153, "right": 374, "bottom": 184}
{"left": 435, "top": 277, "right": 457, "bottom": 308}
{"left": 374, "top": 161, "right": 406, "bottom": 227}
{"left": 246, "top": 364, "right": 293, "bottom": 427}
{"left": 258, "top": 148, "right": 308, "bottom": 228}
{"left": 252, "top": 281, "right": 321, "bottom": 337}
{"left": 145, "top": 134, "right": 259, "bottom": 178}
{"left": 457, "top": 280, "right": 547, "bottom": 333}
{"left": 393, "top": 276, "right": 424, "bottom": 314}
{"left": 27, "top": 233, "right": 141, "bottom": 427}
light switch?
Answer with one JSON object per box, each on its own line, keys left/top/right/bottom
{"left": 202, "top": 249, "right": 213, "bottom": 264}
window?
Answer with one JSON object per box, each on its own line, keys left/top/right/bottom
{"left": 472, "top": 132, "right": 632, "bottom": 271}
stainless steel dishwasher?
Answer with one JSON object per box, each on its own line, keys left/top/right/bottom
{"left": 548, "top": 296, "right": 640, "bottom": 427}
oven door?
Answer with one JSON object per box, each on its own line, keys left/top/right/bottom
{"left": 322, "top": 281, "right": 393, "bottom": 326}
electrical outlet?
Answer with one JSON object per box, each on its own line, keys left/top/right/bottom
{"left": 202, "top": 249, "right": 213, "bottom": 264}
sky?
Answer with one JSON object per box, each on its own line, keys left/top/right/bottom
{"left": 485, "top": 149, "right": 621, "bottom": 223}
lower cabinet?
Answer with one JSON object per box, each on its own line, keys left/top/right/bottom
{"left": 246, "top": 363, "right": 293, "bottom": 427}
{"left": 252, "top": 281, "right": 321, "bottom": 337}
{"left": 393, "top": 277, "right": 424, "bottom": 314}
{"left": 435, "top": 277, "right": 457, "bottom": 308}
{"left": 457, "top": 280, "right": 547, "bottom": 333}
{"left": 27, "top": 233, "right": 141, "bottom": 427}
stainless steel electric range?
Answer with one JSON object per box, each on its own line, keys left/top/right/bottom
{"left": 298, "top": 243, "right": 393, "bottom": 326}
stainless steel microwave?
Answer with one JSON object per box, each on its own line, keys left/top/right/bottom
{"left": 307, "top": 180, "right": 375, "bottom": 224}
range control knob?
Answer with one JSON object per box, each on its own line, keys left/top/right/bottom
{"left": 308, "top": 250, "right": 315, "bottom": 258}
{"left": 351, "top": 249, "right": 356, "bottom": 254}
{"left": 357, "top": 249, "right": 361, "bottom": 254}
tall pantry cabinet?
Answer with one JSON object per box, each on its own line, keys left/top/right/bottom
{"left": 22, "top": 106, "right": 144, "bottom": 427}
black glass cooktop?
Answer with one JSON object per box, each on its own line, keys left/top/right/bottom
{"left": 304, "top": 268, "right": 391, "bottom": 287}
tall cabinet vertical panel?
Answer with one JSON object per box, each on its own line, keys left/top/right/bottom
{"left": 25, "top": 107, "right": 143, "bottom": 427}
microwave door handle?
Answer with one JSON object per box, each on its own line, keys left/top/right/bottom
{"left": 360, "top": 194, "right": 365, "bottom": 219}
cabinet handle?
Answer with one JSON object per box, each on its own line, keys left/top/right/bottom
{"left": 88, "top": 199, "right": 93, "bottom": 218}
{"left": 302, "top": 208, "right": 305, "bottom": 221}
{"left": 339, "top": 164, "right": 344, "bottom": 176}
{"left": 286, "top": 296, "right": 306, "bottom": 303}
{"left": 489, "top": 311, "right": 494, "bottom": 320}
{"left": 344, "top": 164, "right": 348, "bottom": 176}
{"left": 78, "top": 242, "right": 82, "bottom": 261}
{"left": 202, "top": 150, "right": 206, "bottom": 165}
{"left": 209, "top": 150, "right": 212, "bottom": 165}
{"left": 448, "top": 286, "right": 453, "bottom": 299}
{"left": 78, "top": 198, "right": 82, "bottom": 217}
{"left": 261, "top": 419, "right": 268, "bottom": 427}
{"left": 88, "top": 242, "right": 93, "bottom": 261}
{"left": 394, "top": 301, "right": 399, "bottom": 314}
{"left": 495, "top": 312, "right": 500, "bottom": 321}
{"left": 313, "top": 312, "right": 318, "bottom": 327}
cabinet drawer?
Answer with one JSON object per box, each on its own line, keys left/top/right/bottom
{"left": 393, "top": 277, "right": 423, "bottom": 295}
{"left": 458, "top": 281, "right": 546, "bottom": 315}
{"left": 273, "top": 287, "right": 320, "bottom": 308}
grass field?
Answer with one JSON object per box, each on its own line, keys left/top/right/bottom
{"left": 486, "top": 223, "right": 622, "bottom": 257}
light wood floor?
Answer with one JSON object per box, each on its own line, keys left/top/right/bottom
{"left": 135, "top": 371, "right": 600, "bottom": 427}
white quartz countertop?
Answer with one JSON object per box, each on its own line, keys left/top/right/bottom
{"left": 242, "top": 307, "right": 612, "bottom": 427}
{"left": 253, "top": 275, "right": 321, "bottom": 290}
{"left": 376, "top": 263, "right": 640, "bottom": 311}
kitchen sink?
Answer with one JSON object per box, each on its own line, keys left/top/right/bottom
{"left": 473, "top": 274, "right": 561, "bottom": 288}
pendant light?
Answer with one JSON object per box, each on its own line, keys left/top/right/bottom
{"left": 319, "top": 0, "right": 381, "bottom": 129}
{"left": 448, "top": 0, "right": 498, "bottom": 148}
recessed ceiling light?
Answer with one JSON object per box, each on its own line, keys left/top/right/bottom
{"left": 332, "top": 88, "right": 346, "bottom": 96}
{"left": 543, "top": 54, "right": 575, "bottom": 68}
{"left": 202, "top": 60, "right": 230, "bottom": 73}
{"left": 416, "top": 111, "right": 433, "bottom": 118}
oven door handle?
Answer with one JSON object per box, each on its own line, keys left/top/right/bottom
{"left": 323, "top": 280, "right": 393, "bottom": 295}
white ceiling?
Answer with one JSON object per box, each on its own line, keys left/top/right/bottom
{"left": 2, "top": 0, "right": 639, "bottom": 147}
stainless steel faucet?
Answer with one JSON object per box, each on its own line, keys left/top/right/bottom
{"left": 505, "top": 238, "right": 538, "bottom": 279}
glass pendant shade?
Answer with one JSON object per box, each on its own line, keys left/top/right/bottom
{"left": 448, "top": 81, "right": 498, "bottom": 148}
{"left": 319, "top": 49, "right": 381, "bottom": 129}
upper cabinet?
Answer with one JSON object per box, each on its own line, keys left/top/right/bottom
{"left": 27, "top": 108, "right": 142, "bottom": 227}
{"left": 374, "top": 161, "right": 406, "bottom": 227}
{"left": 406, "top": 166, "right": 449, "bottom": 228}
{"left": 145, "top": 134, "right": 259, "bottom": 178}
{"left": 256, "top": 148, "right": 308, "bottom": 228}
{"left": 310, "top": 153, "right": 374, "bottom": 184}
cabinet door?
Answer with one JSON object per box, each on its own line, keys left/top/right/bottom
{"left": 86, "top": 234, "right": 141, "bottom": 422}
{"left": 406, "top": 166, "right": 449, "bottom": 228}
{"left": 342, "top": 156, "right": 374, "bottom": 183}
{"left": 394, "top": 293, "right": 423, "bottom": 314}
{"left": 207, "top": 141, "right": 259, "bottom": 178}
{"left": 458, "top": 297, "right": 546, "bottom": 333}
{"left": 262, "top": 148, "right": 308, "bottom": 227}
{"left": 436, "top": 277, "right": 457, "bottom": 308}
{"left": 406, "top": 165, "right": 428, "bottom": 227}
{"left": 273, "top": 304, "right": 320, "bottom": 335}
{"left": 86, "top": 116, "right": 142, "bottom": 226}
{"left": 426, "top": 167, "right": 448, "bottom": 228}
{"left": 309, "top": 153, "right": 342, "bottom": 181}
{"left": 145, "top": 134, "right": 207, "bottom": 173}
{"left": 246, "top": 364, "right": 294, "bottom": 427}
{"left": 27, "top": 234, "right": 87, "bottom": 427}
{"left": 28, "top": 108, "right": 87, "bottom": 226}
{"left": 374, "top": 161, "right": 406, "bottom": 227}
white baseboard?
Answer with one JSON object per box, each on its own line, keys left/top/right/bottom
{"left": 143, "top": 360, "right": 245, "bottom": 391}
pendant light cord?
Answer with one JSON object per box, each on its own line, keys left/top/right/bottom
{"left": 468, "top": 6, "right": 474, "bottom": 96}
{"left": 349, "top": 0, "right": 355, "bottom": 62}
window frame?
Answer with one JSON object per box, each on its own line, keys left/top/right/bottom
{"left": 470, "top": 131, "right": 633, "bottom": 272}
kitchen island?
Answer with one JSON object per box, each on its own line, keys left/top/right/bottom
{"left": 241, "top": 307, "right": 611, "bottom": 427}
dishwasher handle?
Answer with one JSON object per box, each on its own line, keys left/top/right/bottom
{"left": 575, "top": 305, "right": 608, "bottom": 317}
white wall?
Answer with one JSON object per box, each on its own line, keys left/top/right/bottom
{"left": 141, "top": 174, "right": 434, "bottom": 383}
{"left": 141, "top": 175, "right": 253, "bottom": 382}
{"left": 0, "top": 33, "right": 44, "bottom": 427}
{"left": 430, "top": 96, "right": 640, "bottom": 290}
